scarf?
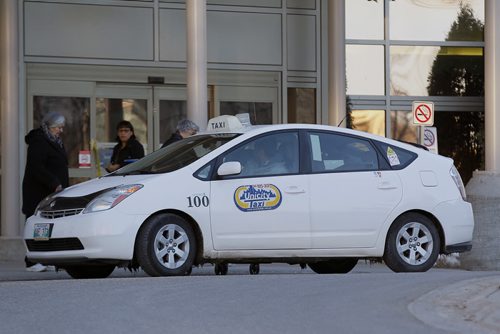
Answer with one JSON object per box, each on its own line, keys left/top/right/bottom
{"left": 41, "top": 123, "right": 64, "bottom": 148}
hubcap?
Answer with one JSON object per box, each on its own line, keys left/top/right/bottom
{"left": 154, "top": 224, "right": 190, "bottom": 269}
{"left": 396, "top": 222, "right": 433, "bottom": 266}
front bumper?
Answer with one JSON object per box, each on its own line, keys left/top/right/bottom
{"left": 24, "top": 210, "right": 148, "bottom": 264}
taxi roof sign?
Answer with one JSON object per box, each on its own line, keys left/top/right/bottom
{"left": 206, "top": 114, "right": 247, "bottom": 133}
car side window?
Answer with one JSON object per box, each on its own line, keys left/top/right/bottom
{"left": 307, "top": 132, "right": 379, "bottom": 172}
{"left": 222, "top": 132, "right": 299, "bottom": 177}
{"left": 373, "top": 141, "right": 417, "bottom": 170}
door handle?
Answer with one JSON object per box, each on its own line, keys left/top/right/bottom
{"left": 378, "top": 181, "right": 397, "bottom": 190}
{"left": 284, "top": 186, "right": 306, "bottom": 194}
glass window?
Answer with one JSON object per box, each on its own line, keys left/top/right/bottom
{"left": 114, "top": 134, "right": 237, "bottom": 175}
{"left": 159, "top": 100, "right": 187, "bottom": 144}
{"left": 96, "top": 98, "right": 148, "bottom": 151}
{"left": 390, "top": 111, "right": 418, "bottom": 143}
{"left": 33, "top": 96, "right": 90, "bottom": 169}
{"left": 346, "top": 0, "right": 384, "bottom": 40}
{"left": 220, "top": 102, "right": 272, "bottom": 125}
{"left": 373, "top": 141, "right": 417, "bottom": 170}
{"left": 391, "top": 46, "right": 484, "bottom": 96}
{"left": 307, "top": 132, "right": 379, "bottom": 173}
{"left": 346, "top": 45, "right": 385, "bottom": 96}
{"left": 222, "top": 132, "right": 299, "bottom": 177}
{"left": 348, "top": 109, "right": 386, "bottom": 136}
{"left": 390, "top": 0, "right": 484, "bottom": 41}
{"left": 288, "top": 88, "right": 316, "bottom": 124}
{"left": 435, "top": 111, "right": 484, "bottom": 185}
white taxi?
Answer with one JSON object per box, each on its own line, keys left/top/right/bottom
{"left": 24, "top": 115, "right": 473, "bottom": 278}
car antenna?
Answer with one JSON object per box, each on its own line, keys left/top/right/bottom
{"left": 337, "top": 115, "right": 347, "bottom": 127}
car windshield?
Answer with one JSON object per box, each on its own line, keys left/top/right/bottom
{"left": 112, "top": 134, "right": 239, "bottom": 176}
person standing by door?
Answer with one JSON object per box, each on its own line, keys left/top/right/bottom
{"left": 106, "top": 120, "right": 145, "bottom": 173}
{"left": 22, "top": 112, "right": 69, "bottom": 272}
{"left": 161, "top": 119, "right": 199, "bottom": 148}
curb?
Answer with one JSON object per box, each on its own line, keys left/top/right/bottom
{"left": 409, "top": 275, "right": 500, "bottom": 334}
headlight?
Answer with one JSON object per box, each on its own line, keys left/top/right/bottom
{"left": 450, "top": 166, "right": 466, "bottom": 200}
{"left": 34, "top": 192, "right": 58, "bottom": 216}
{"left": 83, "top": 184, "right": 143, "bottom": 214}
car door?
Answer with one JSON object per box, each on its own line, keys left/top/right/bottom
{"left": 210, "top": 131, "right": 311, "bottom": 250}
{"left": 306, "top": 131, "right": 403, "bottom": 249}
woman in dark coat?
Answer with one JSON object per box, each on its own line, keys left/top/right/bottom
{"left": 22, "top": 112, "right": 69, "bottom": 218}
{"left": 106, "top": 120, "right": 145, "bottom": 173}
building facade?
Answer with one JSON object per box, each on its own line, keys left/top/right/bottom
{"left": 1, "top": 0, "right": 498, "bottom": 249}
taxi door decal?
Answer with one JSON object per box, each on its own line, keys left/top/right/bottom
{"left": 234, "top": 184, "right": 282, "bottom": 212}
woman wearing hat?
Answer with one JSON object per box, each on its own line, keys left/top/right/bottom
{"left": 22, "top": 112, "right": 69, "bottom": 272}
{"left": 106, "top": 120, "right": 145, "bottom": 173}
{"left": 22, "top": 111, "right": 69, "bottom": 218}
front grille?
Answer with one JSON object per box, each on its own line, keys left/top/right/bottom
{"left": 25, "top": 238, "right": 84, "bottom": 252}
{"left": 40, "top": 208, "right": 84, "bottom": 219}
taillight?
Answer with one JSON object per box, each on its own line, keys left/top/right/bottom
{"left": 450, "top": 166, "right": 466, "bottom": 200}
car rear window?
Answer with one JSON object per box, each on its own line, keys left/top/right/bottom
{"left": 374, "top": 141, "right": 417, "bottom": 170}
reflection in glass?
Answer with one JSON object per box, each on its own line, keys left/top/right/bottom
{"left": 390, "top": 111, "right": 418, "bottom": 143}
{"left": 288, "top": 88, "right": 316, "bottom": 124}
{"left": 346, "top": 45, "right": 385, "bottom": 96}
{"left": 159, "top": 100, "right": 187, "bottom": 144}
{"left": 33, "top": 96, "right": 90, "bottom": 169}
{"left": 348, "top": 110, "right": 385, "bottom": 137}
{"left": 346, "top": 0, "right": 384, "bottom": 40}
{"left": 435, "top": 111, "right": 484, "bottom": 185}
{"left": 220, "top": 102, "right": 272, "bottom": 125}
{"left": 390, "top": 0, "right": 484, "bottom": 41}
{"left": 390, "top": 46, "right": 483, "bottom": 96}
{"left": 96, "top": 98, "right": 148, "bottom": 152}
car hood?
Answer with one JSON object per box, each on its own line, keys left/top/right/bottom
{"left": 59, "top": 174, "right": 158, "bottom": 197}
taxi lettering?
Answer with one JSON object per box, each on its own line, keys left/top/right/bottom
{"left": 211, "top": 121, "right": 226, "bottom": 130}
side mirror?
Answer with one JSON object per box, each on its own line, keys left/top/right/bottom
{"left": 217, "top": 161, "right": 242, "bottom": 176}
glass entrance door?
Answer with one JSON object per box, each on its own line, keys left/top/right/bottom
{"left": 214, "top": 86, "right": 279, "bottom": 125}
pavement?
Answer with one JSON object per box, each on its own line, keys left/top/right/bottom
{"left": 1, "top": 260, "right": 499, "bottom": 333}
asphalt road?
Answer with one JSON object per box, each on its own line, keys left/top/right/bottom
{"left": 0, "top": 262, "right": 497, "bottom": 334}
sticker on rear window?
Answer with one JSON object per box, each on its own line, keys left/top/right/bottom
{"left": 234, "top": 184, "right": 282, "bottom": 212}
{"left": 387, "top": 147, "right": 401, "bottom": 166}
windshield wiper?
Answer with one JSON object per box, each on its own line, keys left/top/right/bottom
{"left": 114, "top": 169, "right": 157, "bottom": 176}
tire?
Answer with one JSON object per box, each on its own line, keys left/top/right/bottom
{"left": 249, "top": 264, "right": 260, "bottom": 275}
{"left": 383, "top": 213, "right": 440, "bottom": 273}
{"left": 136, "top": 213, "right": 197, "bottom": 277}
{"left": 308, "top": 258, "right": 358, "bottom": 274}
{"left": 64, "top": 265, "right": 115, "bottom": 279}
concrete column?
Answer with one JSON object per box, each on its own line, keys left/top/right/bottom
{"left": 0, "top": 0, "right": 21, "bottom": 237}
{"left": 327, "top": 0, "right": 346, "bottom": 127}
{"left": 460, "top": 0, "right": 500, "bottom": 270}
{"left": 186, "top": 0, "right": 208, "bottom": 128}
{"left": 484, "top": 0, "right": 500, "bottom": 171}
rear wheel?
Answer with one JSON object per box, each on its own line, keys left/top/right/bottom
{"left": 64, "top": 265, "right": 115, "bottom": 279}
{"left": 136, "top": 213, "right": 197, "bottom": 277}
{"left": 383, "top": 213, "right": 440, "bottom": 272}
{"left": 308, "top": 258, "right": 358, "bottom": 274}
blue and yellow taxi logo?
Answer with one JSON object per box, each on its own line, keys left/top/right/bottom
{"left": 234, "top": 184, "right": 282, "bottom": 212}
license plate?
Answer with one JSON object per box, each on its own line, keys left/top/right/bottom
{"left": 33, "top": 223, "right": 52, "bottom": 240}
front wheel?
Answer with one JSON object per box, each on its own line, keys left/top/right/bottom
{"left": 383, "top": 213, "right": 440, "bottom": 272}
{"left": 308, "top": 258, "right": 358, "bottom": 274}
{"left": 64, "top": 265, "right": 115, "bottom": 279}
{"left": 136, "top": 213, "right": 197, "bottom": 277}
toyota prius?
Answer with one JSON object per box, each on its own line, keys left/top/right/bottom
{"left": 24, "top": 115, "right": 473, "bottom": 278}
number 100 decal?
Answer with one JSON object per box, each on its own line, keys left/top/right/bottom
{"left": 187, "top": 195, "right": 209, "bottom": 208}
